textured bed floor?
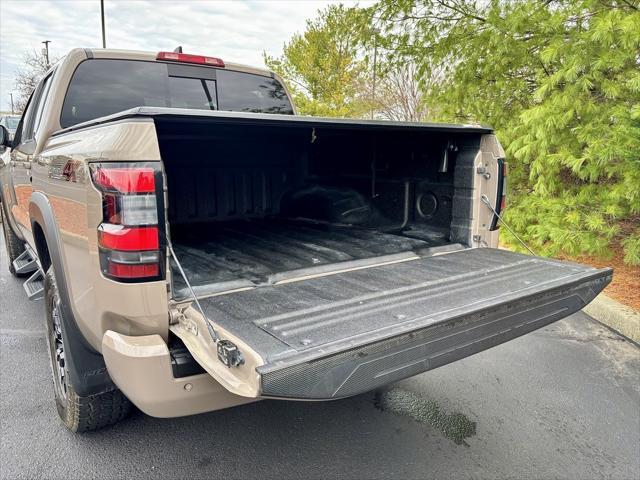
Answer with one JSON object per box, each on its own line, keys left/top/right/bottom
{"left": 170, "top": 218, "right": 448, "bottom": 291}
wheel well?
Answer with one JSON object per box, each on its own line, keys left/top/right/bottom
{"left": 33, "top": 222, "right": 51, "bottom": 272}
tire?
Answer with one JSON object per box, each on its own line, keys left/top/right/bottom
{"left": 1, "top": 200, "right": 26, "bottom": 277}
{"left": 44, "top": 267, "right": 132, "bottom": 432}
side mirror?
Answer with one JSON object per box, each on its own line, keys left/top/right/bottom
{"left": 0, "top": 125, "right": 9, "bottom": 148}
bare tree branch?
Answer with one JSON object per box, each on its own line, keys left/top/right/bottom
{"left": 13, "top": 49, "right": 58, "bottom": 112}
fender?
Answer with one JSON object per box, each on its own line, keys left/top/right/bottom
{"left": 29, "top": 191, "right": 115, "bottom": 396}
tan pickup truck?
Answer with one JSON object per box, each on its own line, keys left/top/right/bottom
{"left": 0, "top": 48, "right": 612, "bottom": 432}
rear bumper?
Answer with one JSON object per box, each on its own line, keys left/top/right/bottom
{"left": 102, "top": 331, "right": 256, "bottom": 417}
{"left": 258, "top": 274, "right": 610, "bottom": 399}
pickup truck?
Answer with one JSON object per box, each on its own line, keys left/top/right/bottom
{"left": 0, "top": 48, "right": 612, "bottom": 432}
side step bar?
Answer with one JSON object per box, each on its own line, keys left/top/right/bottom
{"left": 24, "top": 269, "right": 45, "bottom": 300}
{"left": 14, "top": 246, "right": 45, "bottom": 300}
{"left": 13, "top": 248, "right": 38, "bottom": 275}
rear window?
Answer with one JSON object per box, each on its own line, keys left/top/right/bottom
{"left": 61, "top": 59, "right": 293, "bottom": 128}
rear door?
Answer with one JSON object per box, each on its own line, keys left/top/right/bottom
{"left": 171, "top": 248, "right": 611, "bottom": 399}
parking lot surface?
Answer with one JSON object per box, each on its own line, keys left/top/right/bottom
{"left": 1, "top": 223, "right": 639, "bottom": 480}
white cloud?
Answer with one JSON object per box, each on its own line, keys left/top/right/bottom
{"left": 0, "top": 0, "right": 374, "bottom": 112}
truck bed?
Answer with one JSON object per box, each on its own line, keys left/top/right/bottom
{"left": 171, "top": 219, "right": 452, "bottom": 298}
{"left": 175, "top": 248, "right": 611, "bottom": 399}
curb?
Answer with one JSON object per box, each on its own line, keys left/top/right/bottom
{"left": 583, "top": 293, "right": 640, "bottom": 344}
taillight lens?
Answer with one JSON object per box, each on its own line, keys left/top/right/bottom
{"left": 93, "top": 167, "right": 156, "bottom": 193}
{"left": 500, "top": 162, "right": 508, "bottom": 211}
{"left": 90, "top": 162, "right": 163, "bottom": 282}
{"left": 490, "top": 159, "right": 507, "bottom": 231}
{"left": 103, "top": 194, "right": 158, "bottom": 225}
{"left": 98, "top": 225, "right": 160, "bottom": 251}
{"left": 107, "top": 262, "right": 160, "bottom": 279}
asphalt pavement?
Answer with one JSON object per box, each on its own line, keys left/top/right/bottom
{"left": 1, "top": 222, "right": 639, "bottom": 480}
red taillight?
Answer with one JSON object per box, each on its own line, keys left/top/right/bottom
{"left": 107, "top": 262, "right": 159, "bottom": 279}
{"left": 92, "top": 167, "right": 155, "bottom": 193}
{"left": 156, "top": 51, "right": 225, "bottom": 67}
{"left": 98, "top": 225, "right": 159, "bottom": 251}
{"left": 91, "top": 162, "right": 163, "bottom": 281}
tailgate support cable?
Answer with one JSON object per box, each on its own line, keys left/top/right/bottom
{"left": 480, "top": 194, "right": 537, "bottom": 256}
{"left": 167, "top": 243, "right": 219, "bottom": 343}
{"left": 167, "top": 242, "right": 246, "bottom": 368}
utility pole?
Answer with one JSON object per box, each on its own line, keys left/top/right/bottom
{"left": 370, "top": 29, "right": 379, "bottom": 120}
{"left": 101, "top": 0, "right": 107, "bottom": 48}
{"left": 42, "top": 40, "right": 51, "bottom": 68}
{"left": 9, "top": 93, "right": 14, "bottom": 114}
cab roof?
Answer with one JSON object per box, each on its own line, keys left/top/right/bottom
{"left": 82, "top": 47, "right": 275, "bottom": 78}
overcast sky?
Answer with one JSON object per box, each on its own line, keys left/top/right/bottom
{"left": 0, "top": 0, "right": 372, "bottom": 112}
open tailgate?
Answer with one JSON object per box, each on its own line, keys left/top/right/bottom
{"left": 172, "top": 248, "right": 611, "bottom": 399}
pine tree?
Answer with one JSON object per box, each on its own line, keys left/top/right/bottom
{"left": 375, "top": 0, "right": 640, "bottom": 263}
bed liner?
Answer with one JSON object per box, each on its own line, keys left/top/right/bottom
{"left": 170, "top": 219, "right": 451, "bottom": 298}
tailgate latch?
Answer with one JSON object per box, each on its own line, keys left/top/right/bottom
{"left": 217, "top": 340, "right": 245, "bottom": 368}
